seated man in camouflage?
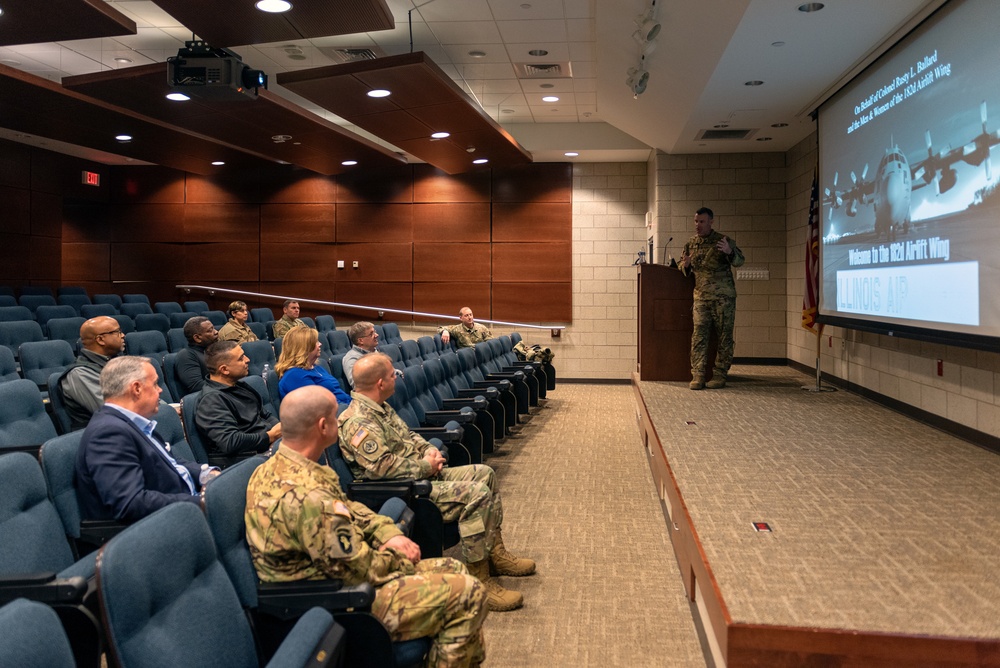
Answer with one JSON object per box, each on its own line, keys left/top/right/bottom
{"left": 339, "top": 353, "right": 535, "bottom": 612}
{"left": 439, "top": 307, "right": 492, "bottom": 349}
{"left": 247, "top": 385, "right": 487, "bottom": 667}
{"left": 272, "top": 299, "right": 306, "bottom": 339}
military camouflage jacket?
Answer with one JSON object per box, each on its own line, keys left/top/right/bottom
{"left": 218, "top": 319, "right": 258, "bottom": 344}
{"left": 338, "top": 393, "right": 435, "bottom": 481}
{"left": 681, "top": 230, "right": 745, "bottom": 300}
{"left": 272, "top": 316, "right": 305, "bottom": 340}
{"left": 441, "top": 322, "right": 493, "bottom": 348}
{"left": 245, "top": 445, "right": 412, "bottom": 586}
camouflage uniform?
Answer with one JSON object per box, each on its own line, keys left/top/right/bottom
{"left": 681, "top": 230, "right": 745, "bottom": 377}
{"left": 339, "top": 393, "right": 503, "bottom": 564}
{"left": 441, "top": 323, "right": 493, "bottom": 349}
{"left": 247, "top": 446, "right": 487, "bottom": 667}
{"left": 272, "top": 316, "right": 306, "bottom": 340}
{"left": 218, "top": 319, "right": 258, "bottom": 344}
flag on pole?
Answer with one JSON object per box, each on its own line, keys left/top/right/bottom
{"left": 802, "top": 172, "right": 822, "bottom": 334}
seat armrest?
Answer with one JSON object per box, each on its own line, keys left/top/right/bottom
{"left": 0, "top": 573, "right": 88, "bottom": 605}
{"left": 440, "top": 397, "right": 488, "bottom": 411}
{"left": 258, "top": 581, "right": 376, "bottom": 621}
{"left": 79, "top": 519, "right": 129, "bottom": 549}
{"left": 346, "top": 480, "right": 432, "bottom": 513}
{"left": 423, "top": 409, "right": 474, "bottom": 426}
{"left": 498, "top": 364, "right": 534, "bottom": 375}
{"left": 472, "top": 379, "right": 511, "bottom": 392}
{"left": 455, "top": 388, "right": 495, "bottom": 401}
{"left": 486, "top": 370, "right": 524, "bottom": 381}
{"left": 412, "top": 426, "right": 463, "bottom": 443}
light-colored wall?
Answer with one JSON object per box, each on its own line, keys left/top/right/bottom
{"left": 785, "top": 133, "right": 1000, "bottom": 440}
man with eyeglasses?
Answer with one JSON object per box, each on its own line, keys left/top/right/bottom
{"left": 342, "top": 320, "right": 379, "bottom": 388}
{"left": 58, "top": 316, "right": 125, "bottom": 430}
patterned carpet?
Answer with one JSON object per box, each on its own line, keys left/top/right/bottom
{"left": 472, "top": 384, "right": 708, "bottom": 667}
{"left": 636, "top": 365, "right": 1000, "bottom": 639}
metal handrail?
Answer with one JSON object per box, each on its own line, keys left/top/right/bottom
{"left": 176, "top": 284, "right": 564, "bottom": 331}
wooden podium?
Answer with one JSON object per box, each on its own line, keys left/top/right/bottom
{"left": 637, "top": 263, "right": 696, "bottom": 381}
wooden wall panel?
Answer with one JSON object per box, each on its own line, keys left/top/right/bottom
{"left": 0, "top": 234, "right": 31, "bottom": 283}
{"left": 31, "top": 192, "right": 64, "bottom": 238}
{"left": 1, "top": 185, "right": 31, "bottom": 235}
{"left": 492, "top": 242, "right": 571, "bottom": 282}
{"left": 334, "top": 282, "right": 412, "bottom": 319}
{"left": 259, "top": 244, "right": 338, "bottom": 282}
{"left": 182, "top": 282, "right": 263, "bottom": 312}
{"left": 111, "top": 205, "right": 186, "bottom": 242}
{"left": 257, "top": 282, "right": 336, "bottom": 314}
{"left": 413, "top": 243, "right": 490, "bottom": 282}
{"left": 262, "top": 173, "right": 337, "bottom": 204}
{"left": 337, "top": 204, "right": 412, "bottom": 242}
{"left": 63, "top": 203, "right": 111, "bottom": 243}
{"left": 334, "top": 243, "right": 412, "bottom": 282}
{"left": 110, "top": 166, "right": 185, "bottom": 204}
{"left": 184, "top": 243, "right": 260, "bottom": 282}
{"left": 30, "top": 236, "right": 61, "bottom": 280}
{"left": 0, "top": 139, "right": 31, "bottom": 188}
{"left": 112, "top": 243, "right": 185, "bottom": 281}
{"left": 185, "top": 170, "right": 264, "bottom": 204}
{"left": 413, "top": 282, "right": 491, "bottom": 320}
{"left": 493, "top": 282, "right": 571, "bottom": 322}
{"left": 63, "top": 243, "right": 110, "bottom": 282}
{"left": 260, "top": 204, "right": 336, "bottom": 242}
{"left": 124, "top": 282, "right": 189, "bottom": 305}
{"left": 413, "top": 165, "right": 490, "bottom": 202}
{"left": 492, "top": 202, "right": 571, "bottom": 242}
{"left": 31, "top": 150, "right": 109, "bottom": 201}
{"left": 337, "top": 164, "right": 413, "bottom": 203}
{"left": 412, "top": 203, "right": 490, "bottom": 242}
{"left": 182, "top": 204, "right": 260, "bottom": 242}
{"left": 492, "top": 163, "right": 572, "bottom": 203}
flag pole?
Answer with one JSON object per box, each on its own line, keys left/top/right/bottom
{"left": 801, "top": 170, "right": 836, "bottom": 393}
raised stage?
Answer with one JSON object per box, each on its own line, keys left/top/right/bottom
{"left": 633, "top": 365, "right": 1000, "bottom": 667}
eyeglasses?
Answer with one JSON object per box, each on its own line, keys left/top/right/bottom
{"left": 97, "top": 329, "right": 123, "bottom": 336}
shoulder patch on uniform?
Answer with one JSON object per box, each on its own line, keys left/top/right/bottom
{"left": 350, "top": 427, "right": 368, "bottom": 447}
{"left": 336, "top": 529, "right": 353, "bottom": 554}
{"left": 362, "top": 440, "right": 378, "bottom": 455}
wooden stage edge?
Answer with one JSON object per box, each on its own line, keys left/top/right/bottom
{"left": 631, "top": 373, "right": 1000, "bottom": 668}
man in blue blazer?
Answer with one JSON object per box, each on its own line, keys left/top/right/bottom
{"left": 76, "top": 356, "right": 217, "bottom": 522}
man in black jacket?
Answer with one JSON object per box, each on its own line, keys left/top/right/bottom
{"left": 59, "top": 316, "right": 125, "bottom": 430}
{"left": 175, "top": 316, "right": 218, "bottom": 396}
{"left": 195, "top": 340, "right": 281, "bottom": 466}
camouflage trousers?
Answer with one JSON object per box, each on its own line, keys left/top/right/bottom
{"left": 691, "top": 296, "right": 736, "bottom": 376}
{"left": 374, "top": 557, "right": 487, "bottom": 668}
{"left": 431, "top": 465, "right": 502, "bottom": 564}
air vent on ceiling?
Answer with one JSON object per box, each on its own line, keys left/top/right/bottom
{"left": 514, "top": 62, "right": 573, "bottom": 79}
{"left": 319, "top": 46, "right": 388, "bottom": 63}
{"left": 696, "top": 128, "right": 758, "bottom": 140}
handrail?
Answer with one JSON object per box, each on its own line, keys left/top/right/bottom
{"left": 175, "top": 284, "right": 565, "bottom": 331}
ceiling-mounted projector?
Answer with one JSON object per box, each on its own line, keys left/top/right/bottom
{"left": 167, "top": 40, "right": 267, "bottom": 100}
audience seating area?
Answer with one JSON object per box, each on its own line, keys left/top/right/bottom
{"left": 0, "top": 286, "right": 557, "bottom": 667}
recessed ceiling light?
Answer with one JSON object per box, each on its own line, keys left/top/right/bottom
{"left": 539, "top": 83, "right": 554, "bottom": 89}
{"left": 713, "top": 124, "right": 729, "bottom": 129}
{"left": 501, "top": 108, "right": 515, "bottom": 114}
{"left": 256, "top": 0, "right": 292, "bottom": 12}
{"left": 431, "top": 132, "right": 450, "bottom": 139}
{"left": 115, "top": 134, "right": 132, "bottom": 142}
{"left": 564, "top": 152, "right": 579, "bottom": 157}
{"left": 744, "top": 80, "right": 764, "bottom": 86}
{"left": 798, "top": 2, "right": 824, "bottom": 12}
{"left": 528, "top": 49, "right": 548, "bottom": 57}
{"left": 473, "top": 158, "right": 489, "bottom": 164}
{"left": 165, "top": 92, "right": 190, "bottom": 101}
{"left": 770, "top": 122, "right": 789, "bottom": 128}
{"left": 520, "top": 3, "right": 532, "bottom": 9}
{"left": 542, "top": 95, "right": 559, "bottom": 102}
{"left": 114, "top": 57, "right": 133, "bottom": 64}
{"left": 756, "top": 137, "right": 772, "bottom": 141}
{"left": 771, "top": 41, "right": 786, "bottom": 47}
{"left": 342, "top": 160, "right": 358, "bottom": 166}
{"left": 212, "top": 161, "right": 225, "bottom": 165}
{"left": 367, "top": 89, "right": 390, "bottom": 98}
{"left": 468, "top": 50, "right": 486, "bottom": 58}
{"left": 272, "top": 134, "right": 292, "bottom": 143}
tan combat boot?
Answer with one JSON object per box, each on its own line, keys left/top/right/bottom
{"left": 467, "top": 559, "right": 523, "bottom": 612}
{"left": 689, "top": 375, "right": 705, "bottom": 390}
{"left": 705, "top": 370, "right": 727, "bottom": 389}
{"left": 489, "top": 529, "right": 536, "bottom": 576}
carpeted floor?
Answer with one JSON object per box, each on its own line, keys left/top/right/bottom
{"left": 468, "top": 384, "right": 708, "bottom": 667}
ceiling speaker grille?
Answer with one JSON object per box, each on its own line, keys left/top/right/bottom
{"left": 696, "top": 128, "right": 757, "bottom": 140}
{"left": 515, "top": 62, "right": 572, "bottom": 78}
{"left": 320, "top": 46, "right": 387, "bottom": 63}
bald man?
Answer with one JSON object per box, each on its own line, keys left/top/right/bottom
{"left": 439, "top": 307, "right": 493, "bottom": 349}
{"left": 247, "top": 385, "right": 487, "bottom": 667}
{"left": 58, "top": 316, "right": 126, "bottom": 430}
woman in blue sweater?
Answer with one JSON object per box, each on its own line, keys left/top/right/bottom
{"left": 275, "top": 326, "right": 351, "bottom": 407}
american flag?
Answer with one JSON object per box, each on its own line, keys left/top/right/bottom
{"left": 801, "top": 172, "right": 822, "bottom": 334}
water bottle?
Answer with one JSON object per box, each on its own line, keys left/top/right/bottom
{"left": 262, "top": 363, "right": 270, "bottom": 381}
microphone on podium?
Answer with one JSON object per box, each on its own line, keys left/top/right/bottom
{"left": 661, "top": 237, "right": 678, "bottom": 267}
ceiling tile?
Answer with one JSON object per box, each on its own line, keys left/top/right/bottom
{"left": 495, "top": 19, "right": 568, "bottom": 44}
{"left": 426, "top": 21, "right": 503, "bottom": 45}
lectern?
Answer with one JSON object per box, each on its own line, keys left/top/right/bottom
{"left": 637, "top": 263, "right": 697, "bottom": 381}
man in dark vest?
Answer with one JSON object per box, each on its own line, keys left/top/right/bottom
{"left": 59, "top": 316, "right": 125, "bottom": 430}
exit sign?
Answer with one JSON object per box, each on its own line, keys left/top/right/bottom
{"left": 81, "top": 171, "right": 100, "bottom": 186}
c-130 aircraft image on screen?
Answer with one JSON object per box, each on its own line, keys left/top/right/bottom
{"left": 824, "top": 101, "right": 1000, "bottom": 242}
